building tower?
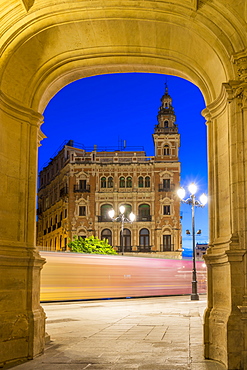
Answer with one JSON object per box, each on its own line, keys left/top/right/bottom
{"left": 153, "top": 84, "right": 180, "bottom": 160}
{"left": 152, "top": 84, "right": 181, "bottom": 253}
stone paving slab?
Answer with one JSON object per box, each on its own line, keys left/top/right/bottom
{"left": 14, "top": 295, "right": 226, "bottom": 370}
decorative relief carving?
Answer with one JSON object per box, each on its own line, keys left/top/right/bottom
{"left": 232, "top": 50, "right": 247, "bottom": 82}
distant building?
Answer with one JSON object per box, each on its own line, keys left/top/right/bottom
{"left": 196, "top": 243, "right": 209, "bottom": 260}
{"left": 37, "top": 86, "right": 182, "bottom": 256}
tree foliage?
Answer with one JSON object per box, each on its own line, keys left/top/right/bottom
{"left": 68, "top": 236, "right": 117, "bottom": 255}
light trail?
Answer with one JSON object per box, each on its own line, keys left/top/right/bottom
{"left": 40, "top": 252, "right": 207, "bottom": 302}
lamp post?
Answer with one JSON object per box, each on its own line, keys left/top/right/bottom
{"left": 108, "top": 206, "right": 136, "bottom": 255}
{"left": 177, "top": 183, "right": 207, "bottom": 300}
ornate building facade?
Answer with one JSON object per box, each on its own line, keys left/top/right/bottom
{"left": 37, "top": 87, "right": 181, "bottom": 255}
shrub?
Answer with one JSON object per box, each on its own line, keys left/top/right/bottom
{"left": 68, "top": 235, "right": 117, "bottom": 255}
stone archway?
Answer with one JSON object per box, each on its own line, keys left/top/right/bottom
{"left": 1, "top": 1, "right": 247, "bottom": 369}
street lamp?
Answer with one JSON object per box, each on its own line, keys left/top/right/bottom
{"left": 108, "top": 206, "right": 136, "bottom": 255}
{"left": 177, "top": 183, "right": 207, "bottom": 300}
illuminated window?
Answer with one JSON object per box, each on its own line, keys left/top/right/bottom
{"left": 119, "top": 177, "right": 125, "bottom": 188}
{"left": 145, "top": 176, "right": 150, "bottom": 187}
{"left": 139, "top": 228, "right": 150, "bottom": 247}
{"left": 164, "top": 145, "right": 170, "bottom": 155}
{"left": 101, "top": 229, "right": 112, "bottom": 245}
{"left": 79, "top": 206, "right": 86, "bottom": 216}
{"left": 126, "top": 176, "right": 132, "bottom": 188}
{"left": 108, "top": 177, "right": 113, "bottom": 188}
{"left": 101, "top": 177, "right": 106, "bottom": 188}
{"left": 138, "top": 176, "right": 144, "bottom": 187}
{"left": 163, "top": 205, "right": 170, "bottom": 215}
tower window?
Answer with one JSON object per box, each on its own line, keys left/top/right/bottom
{"left": 163, "top": 205, "right": 170, "bottom": 215}
{"left": 79, "top": 206, "right": 86, "bottom": 216}
{"left": 164, "top": 145, "right": 170, "bottom": 156}
{"left": 138, "top": 176, "right": 144, "bottom": 188}
{"left": 108, "top": 177, "right": 113, "bottom": 188}
{"left": 101, "top": 177, "right": 106, "bottom": 188}
{"left": 126, "top": 177, "right": 132, "bottom": 188}
{"left": 164, "top": 120, "right": 169, "bottom": 128}
{"left": 145, "top": 176, "right": 150, "bottom": 187}
{"left": 163, "top": 179, "right": 170, "bottom": 190}
{"left": 119, "top": 177, "right": 125, "bottom": 188}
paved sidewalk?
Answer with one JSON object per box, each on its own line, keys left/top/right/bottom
{"left": 15, "top": 295, "right": 225, "bottom": 370}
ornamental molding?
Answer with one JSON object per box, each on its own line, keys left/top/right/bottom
{"left": 232, "top": 49, "right": 247, "bottom": 82}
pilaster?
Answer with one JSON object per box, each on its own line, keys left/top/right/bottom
{"left": 0, "top": 92, "right": 46, "bottom": 367}
{"left": 202, "top": 50, "right": 247, "bottom": 367}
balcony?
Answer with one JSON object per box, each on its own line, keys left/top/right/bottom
{"left": 158, "top": 184, "right": 175, "bottom": 192}
{"left": 116, "top": 245, "right": 133, "bottom": 253}
{"left": 137, "top": 245, "right": 152, "bottom": 252}
{"left": 154, "top": 126, "right": 178, "bottom": 134}
{"left": 160, "top": 244, "right": 174, "bottom": 252}
{"left": 98, "top": 216, "right": 112, "bottom": 222}
{"left": 136, "top": 215, "right": 152, "bottom": 222}
{"left": 74, "top": 184, "right": 90, "bottom": 193}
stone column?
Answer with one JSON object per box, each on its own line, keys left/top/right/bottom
{"left": 0, "top": 92, "right": 46, "bottom": 367}
{"left": 203, "top": 51, "right": 247, "bottom": 368}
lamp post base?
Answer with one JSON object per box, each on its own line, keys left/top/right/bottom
{"left": 191, "top": 293, "right": 199, "bottom": 300}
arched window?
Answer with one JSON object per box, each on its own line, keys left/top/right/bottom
{"left": 138, "top": 176, "right": 144, "bottom": 188}
{"left": 120, "top": 204, "right": 132, "bottom": 217}
{"left": 164, "top": 120, "right": 169, "bottom": 127}
{"left": 145, "top": 176, "right": 150, "bottom": 187}
{"left": 101, "top": 177, "right": 106, "bottom": 188}
{"left": 126, "top": 176, "right": 132, "bottom": 188}
{"left": 122, "top": 228, "right": 131, "bottom": 249}
{"left": 119, "top": 177, "right": 125, "bottom": 188}
{"left": 108, "top": 177, "right": 113, "bottom": 188}
{"left": 100, "top": 204, "right": 112, "bottom": 221}
{"left": 101, "top": 229, "right": 112, "bottom": 246}
{"left": 138, "top": 204, "right": 150, "bottom": 221}
{"left": 164, "top": 145, "right": 170, "bottom": 156}
{"left": 139, "top": 228, "right": 150, "bottom": 247}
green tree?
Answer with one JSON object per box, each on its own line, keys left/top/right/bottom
{"left": 68, "top": 235, "right": 117, "bottom": 255}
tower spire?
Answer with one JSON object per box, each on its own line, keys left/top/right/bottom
{"left": 154, "top": 84, "right": 178, "bottom": 134}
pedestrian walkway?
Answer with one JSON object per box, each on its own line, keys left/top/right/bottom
{"left": 15, "top": 295, "right": 225, "bottom": 370}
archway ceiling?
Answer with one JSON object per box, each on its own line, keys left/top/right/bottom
{"left": 1, "top": 0, "right": 245, "bottom": 111}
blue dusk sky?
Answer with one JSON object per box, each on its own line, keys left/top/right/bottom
{"left": 38, "top": 73, "right": 208, "bottom": 257}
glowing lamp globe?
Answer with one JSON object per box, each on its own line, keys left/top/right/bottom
{"left": 177, "top": 187, "right": 186, "bottom": 200}
{"left": 200, "top": 193, "right": 208, "bottom": 206}
{"left": 188, "top": 183, "right": 197, "bottom": 195}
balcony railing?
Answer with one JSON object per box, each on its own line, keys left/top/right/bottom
{"left": 98, "top": 216, "right": 112, "bottom": 222}
{"left": 158, "top": 184, "right": 175, "bottom": 192}
{"left": 137, "top": 245, "right": 153, "bottom": 252}
{"left": 154, "top": 126, "right": 178, "bottom": 134}
{"left": 116, "top": 246, "right": 133, "bottom": 253}
{"left": 160, "top": 244, "right": 174, "bottom": 252}
{"left": 74, "top": 184, "right": 90, "bottom": 193}
{"left": 136, "top": 215, "right": 152, "bottom": 222}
